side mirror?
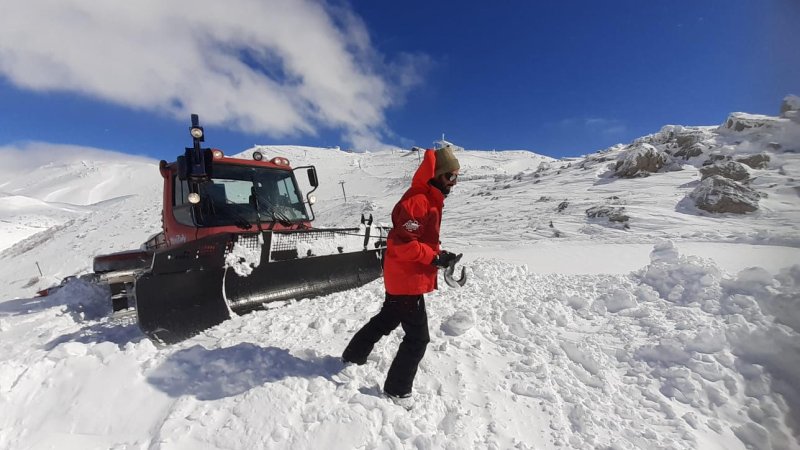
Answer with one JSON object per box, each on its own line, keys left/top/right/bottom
{"left": 307, "top": 168, "right": 318, "bottom": 187}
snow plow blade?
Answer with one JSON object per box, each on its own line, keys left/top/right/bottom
{"left": 135, "top": 228, "right": 385, "bottom": 344}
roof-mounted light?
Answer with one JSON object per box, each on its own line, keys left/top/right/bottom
{"left": 253, "top": 151, "right": 264, "bottom": 161}
{"left": 190, "top": 127, "right": 204, "bottom": 139}
{"left": 212, "top": 149, "right": 224, "bottom": 159}
{"left": 270, "top": 157, "right": 290, "bottom": 166}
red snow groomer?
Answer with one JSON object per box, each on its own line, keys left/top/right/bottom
{"left": 93, "top": 115, "right": 387, "bottom": 344}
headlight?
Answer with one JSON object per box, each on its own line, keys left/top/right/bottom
{"left": 190, "top": 127, "right": 204, "bottom": 139}
{"left": 188, "top": 193, "right": 201, "bottom": 204}
{"left": 253, "top": 151, "right": 263, "bottom": 161}
{"left": 270, "top": 157, "right": 290, "bottom": 166}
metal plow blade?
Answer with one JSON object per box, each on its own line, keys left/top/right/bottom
{"left": 135, "top": 228, "right": 386, "bottom": 344}
{"left": 225, "top": 228, "right": 386, "bottom": 312}
{"left": 135, "top": 234, "right": 232, "bottom": 344}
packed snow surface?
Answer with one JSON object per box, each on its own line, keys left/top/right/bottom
{"left": 1, "top": 110, "right": 799, "bottom": 449}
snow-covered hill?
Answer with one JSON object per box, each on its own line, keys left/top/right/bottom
{"left": 0, "top": 142, "right": 159, "bottom": 252}
{"left": 1, "top": 105, "right": 799, "bottom": 449}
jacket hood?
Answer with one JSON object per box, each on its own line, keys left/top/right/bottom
{"left": 404, "top": 149, "right": 444, "bottom": 207}
{"left": 411, "top": 149, "right": 437, "bottom": 190}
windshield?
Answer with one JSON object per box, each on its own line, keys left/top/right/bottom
{"left": 174, "top": 163, "right": 310, "bottom": 228}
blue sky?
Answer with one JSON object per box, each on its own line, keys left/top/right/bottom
{"left": 1, "top": 0, "right": 797, "bottom": 160}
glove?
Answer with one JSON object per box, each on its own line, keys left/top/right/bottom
{"left": 431, "top": 250, "right": 458, "bottom": 268}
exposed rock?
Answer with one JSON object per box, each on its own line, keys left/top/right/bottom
{"left": 721, "top": 113, "right": 781, "bottom": 132}
{"left": 689, "top": 175, "right": 760, "bottom": 214}
{"left": 556, "top": 201, "right": 569, "bottom": 212}
{"left": 767, "top": 143, "right": 782, "bottom": 151}
{"left": 673, "top": 143, "right": 705, "bottom": 160}
{"left": 675, "top": 133, "right": 704, "bottom": 150}
{"left": 579, "top": 153, "right": 613, "bottom": 169}
{"left": 638, "top": 129, "right": 674, "bottom": 146}
{"left": 700, "top": 161, "right": 750, "bottom": 182}
{"left": 614, "top": 143, "right": 671, "bottom": 178}
{"left": 702, "top": 153, "right": 731, "bottom": 166}
{"left": 586, "top": 206, "right": 630, "bottom": 224}
{"left": 639, "top": 125, "right": 707, "bottom": 149}
{"left": 736, "top": 153, "right": 770, "bottom": 169}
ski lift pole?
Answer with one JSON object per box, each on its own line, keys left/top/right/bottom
{"left": 411, "top": 146, "right": 422, "bottom": 163}
{"left": 339, "top": 180, "right": 347, "bottom": 203}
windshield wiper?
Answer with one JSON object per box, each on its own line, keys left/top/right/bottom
{"left": 248, "top": 182, "right": 293, "bottom": 228}
{"left": 232, "top": 217, "right": 252, "bottom": 230}
{"left": 254, "top": 191, "right": 293, "bottom": 226}
{"left": 198, "top": 183, "right": 252, "bottom": 229}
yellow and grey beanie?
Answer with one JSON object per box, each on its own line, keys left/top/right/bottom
{"left": 434, "top": 145, "right": 460, "bottom": 177}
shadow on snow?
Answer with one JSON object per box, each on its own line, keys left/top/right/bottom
{"left": 44, "top": 319, "right": 145, "bottom": 350}
{"left": 147, "top": 343, "right": 345, "bottom": 401}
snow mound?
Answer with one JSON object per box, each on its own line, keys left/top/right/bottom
{"left": 636, "top": 240, "right": 723, "bottom": 306}
{"left": 440, "top": 309, "right": 475, "bottom": 336}
{"left": 225, "top": 235, "right": 264, "bottom": 276}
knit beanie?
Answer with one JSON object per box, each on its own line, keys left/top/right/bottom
{"left": 434, "top": 145, "right": 460, "bottom": 177}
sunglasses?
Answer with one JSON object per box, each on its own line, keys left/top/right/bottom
{"left": 444, "top": 172, "right": 458, "bottom": 182}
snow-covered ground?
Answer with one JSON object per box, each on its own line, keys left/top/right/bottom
{"left": 1, "top": 109, "right": 799, "bottom": 449}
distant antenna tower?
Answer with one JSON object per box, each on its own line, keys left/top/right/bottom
{"left": 434, "top": 134, "right": 454, "bottom": 150}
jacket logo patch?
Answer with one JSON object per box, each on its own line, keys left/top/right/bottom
{"left": 403, "top": 220, "right": 420, "bottom": 232}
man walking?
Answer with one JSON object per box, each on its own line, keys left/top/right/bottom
{"left": 342, "top": 144, "right": 461, "bottom": 404}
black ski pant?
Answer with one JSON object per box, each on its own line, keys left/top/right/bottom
{"left": 342, "top": 293, "right": 430, "bottom": 396}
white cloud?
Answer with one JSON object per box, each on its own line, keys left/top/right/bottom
{"left": 0, "top": 0, "right": 421, "bottom": 148}
{"left": 554, "top": 117, "right": 627, "bottom": 136}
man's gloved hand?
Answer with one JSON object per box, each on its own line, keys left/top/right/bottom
{"left": 431, "top": 250, "right": 458, "bottom": 268}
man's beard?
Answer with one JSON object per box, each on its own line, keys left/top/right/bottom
{"left": 430, "top": 178, "right": 451, "bottom": 197}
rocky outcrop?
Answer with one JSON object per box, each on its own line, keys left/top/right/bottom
{"left": 675, "top": 133, "right": 704, "bottom": 150}
{"left": 721, "top": 113, "right": 782, "bottom": 133}
{"left": 689, "top": 175, "right": 760, "bottom": 214}
{"left": 702, "top": 153, "right": 731, "bottom": 166}
{"left": 736, "top": 153, "right": 770, "bottom": 169}
{"left": 671, "top": 131, "right": 712, "bottom": 160}
{"left": 635, "top": 126, "right": 712, "bottom": 161}
{"left": 614, "top": 143, "right": 671, "bottom": 178}
{"left": 586, "top": 205, "right": 630, "bottom": 227}
{"left": 699, "top": 161, "right": 750, "bottom": 182}
{"left": 672, "top": 143, "right": 705, "bottom": 160}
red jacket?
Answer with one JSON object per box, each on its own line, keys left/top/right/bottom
{"left": 383, "top": 149, "right": 444, "bottom": 295}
